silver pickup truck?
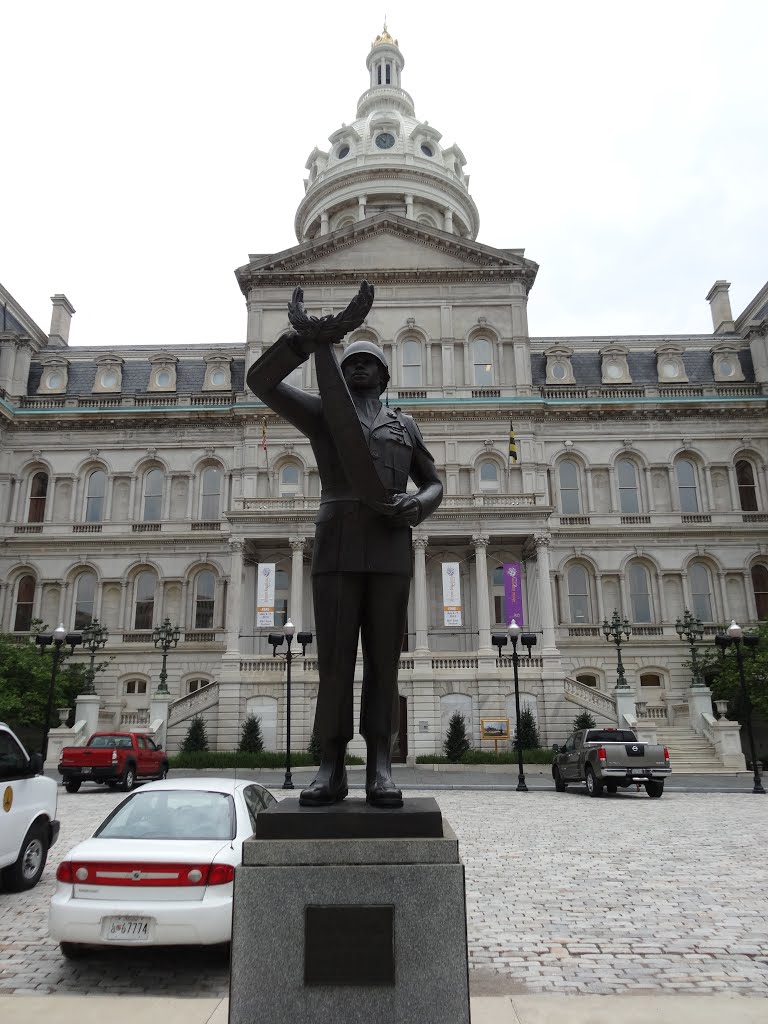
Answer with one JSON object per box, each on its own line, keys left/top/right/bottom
{"left": 552, "top": 728, "right": 671, "bottom": 798}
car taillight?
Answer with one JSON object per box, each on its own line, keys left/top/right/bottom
{"left": 208, "top": 864, "right": 235, "bottom": 886}
{"left": 664, "top": 747, "right": 670, "bottom": 762}
{"left": 598, "top": 747, "right": 607, "bottom": 764}
{"left": 56, "top": 862, "right": 74, "bottom": 883}
{"left": 66, "top": 861, "right": 219, "bottom": 886}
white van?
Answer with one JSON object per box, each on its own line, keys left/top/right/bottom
{"left": 0, "top": 723, "right": 60, "bottom": 891}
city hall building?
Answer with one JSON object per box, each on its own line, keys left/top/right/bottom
{"left": 1, "top": 28, "right": 766, "bottom": 765}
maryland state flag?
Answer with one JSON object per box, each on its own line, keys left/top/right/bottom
{"left": 261, "top": 418, "right": 268, "bottom": 453}
{"left": 508, "top": 422, "right": 518, "bottom": 463}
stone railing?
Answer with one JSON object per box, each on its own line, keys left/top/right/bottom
{"left": 121, "top": 709, "right": 150, "bottom": 728}
{"left": 701, "top": 712, "right": 746, "bottom": 769}
{"left": 637, "top": 704, "right": 666, "bottom": 720}
{"left": 167, "top": 680, "right": 220, "bottom": 727}
{"left": 563, "top": 676, "right": 618, "bottom": 721}
{"left": 431, "top": 657, "right": 478, "bottom": 671}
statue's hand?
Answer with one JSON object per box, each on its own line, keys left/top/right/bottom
{"left": 382, "top": 493, "right": 421, "bottom": 527}
{"left": 287, "top": 282, "right": 375, "bottom": 351}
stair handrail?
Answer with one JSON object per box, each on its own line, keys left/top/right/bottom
{"left": 167, "top": 680, "right": 220, "bottom": 727}
{"left": 563, "top": 676, "right": 618, "bottom": 721}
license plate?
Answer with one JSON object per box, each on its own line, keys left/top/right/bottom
{"left": 81, "top": 768, "right": 91, "bottom": 775}
{"left": 101, "top": 916, "right": 152, "bottom": 942}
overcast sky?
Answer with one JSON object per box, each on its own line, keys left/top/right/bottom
{"left": 3, "top": 0, "right": 766, "bottom": 348}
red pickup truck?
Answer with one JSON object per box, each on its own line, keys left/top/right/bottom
{"left": 58, "top": 733, "right": 169, "bottom": 793}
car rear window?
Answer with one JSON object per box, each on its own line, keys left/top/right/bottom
{"left": 95, "top": 790, "right": 236, "bottom": 840}
{"left": 586, "top": 730, "right": 637, "bottom": 743}
{"left": 87, "top": 736, "right": 132, "bottom": 749}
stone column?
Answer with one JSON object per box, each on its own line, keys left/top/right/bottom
{"left": 668, "top": 466, "right": 679, "bottom": 511}
{"left": 289, "top": 537, "right": 305, "bottom": 634}
{"left": 656, "top": 573, "right": 667, "bottom": 623}
{"left": 727, "top": 465, "right": 740, "bottom": 511}
{"left": 744, "top": 570, "right": 758, "bottom": 622}
{"left": 472, "top": 534, "right": 493, "bottom": 653}
{"left": 57, "top": 582, "right": 69, "bottom": 627}
{"left": 226, "top": 538, "right": 245, "bottom": 655}
{"left": 716, "top": 571, "right": 728, "bottom": 623}
{"left": 186, "top": 475, "right": 195, "bottom": 520}
{"left": 75, "top": 693, "right": 101, "bottom": 739}
{"left": 0, "top": 582, "right": 7, "bottom": 632}
{"left": 119, "top": 580, "right": 129, "bottom": 632}
{"left": 618, "top": 572, "right": 627, "bottom": 619}
{"left": 644, "top": 467, "right": 656, "bottom": 512}
{"left": 182, "top": 580, "right": 191, "bottom": 630}
{"left": 585, "top": 469, "right": 595, "bottom": 513}
{"left": 215, "top": 576, "right": 227, "bottom": 629}
{"left": 595, "top": 572, "right": 605, "bottom": 623}
{"left": 358, "top": 195, "right": 367, "bottom": 221}
{"left": 405, "top": 193, "right": 414, "bottom": 219}
{"left": 127, "top": 475, "right": 137, "bottom": 522}
{"left": 703, "top": 467, "right": 715, "bottom": 512}
{"left": 413, "top": 535, "right": 429, "bottom": 652}
{"left": 687, "top": 685, "right": 714, "bottom": 737}
{"left": 443, "top": 208, "right": 453, "bottom": 232}
{"left": 320, "top": 211, "right": 329, "bottom": 235}
{"left": 162, "top": 479, "right": 172, "bottom": 521}
{"left": 534, "top": 534, "right": 558, "bottom": 653}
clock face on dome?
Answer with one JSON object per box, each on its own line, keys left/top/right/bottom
{"left": 375, "top": 132, "right": 395, "bottom": 150}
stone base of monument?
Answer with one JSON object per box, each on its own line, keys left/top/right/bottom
{"left": 229, "top": 797, "right": 471, "bottom": 1024}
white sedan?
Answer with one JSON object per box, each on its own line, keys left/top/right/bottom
{"left": 49, "top": 777, "right": 276, "bottom": 957}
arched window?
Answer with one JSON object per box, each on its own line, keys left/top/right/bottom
{"left": 576, "top": 674, "right": 598, "bottom": 688}
{"left": 617, "top": 459, "right": 640, "bottom": 514}
{"left": 567, "top": 565, "right": 591, "bottom": 623}
{"left": 124, "top": 679, "right": 148, "bottom": 695}
{"left": 402, "top": 339, "right": 422, "bottom": 386}
{"left": 640, "top": 673, "right": 662, "bottom": 688}
{"left": 279, "top": 464, "right": 300, "bottom": 497}
{"left": 74, "top": 571, "right": 97, "bottom": 630}
{"left": 194, "top": 571, "right": 216, "bottom": 629}
{"left": 752, "top": 565, "right": 768, "bottom": 621}
{"left": 676, "top": 459, "right": 699, "bottom": 513}
{"left": 186, "top": 677, "right": 211, "bottom": 694}
{"left": 134, "top": 571, "right": 156, "bottom": 629}
{"left": 85, "top": 470, "right": 106, "bottom": 522}
{"left": 629, "top": 564, "right": 652, "bottom": 623}
{"left": 143, "top": 469, "right": 164, "bottom": 521}
{"left": 690, "top": 563, "right": 713, "bottom": 622}
{"left": 737, "top": 460, "right": 758, "bottom": 512}
{"left": 28, "top": 472, "right": 48, "bottom": 523}
{"left": 559, "top": 460, "right": 581, "bottom": 514}
{"left": 472, "top": 338, "right": 494, "bottom": 386}
{"left": 201, "top": 467, "right": 222, "bottom": 519}
{"left": 13, "top": 575, "right": 35, "bottom": 632}
{"left": 479, "top": 460, "right": 500, "bottom": 492}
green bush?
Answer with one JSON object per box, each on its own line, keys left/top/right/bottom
{"left": 416, "top": 748, "right": 555, "bottom": 765}
{"left": 169, "top": 750, "right": 364, "bottom": 770}
{"left": 443, "top": 711, "right": 471, "bottom": 761}
{"left": 239, "top": 714, "right": 264, "bottom": 753}
{"left": 307, "top": 725, "right": 322, "bottom": 761}
{"left": 181, "top": 715, "right": 209, "bottom": 753}
{"left": 513, "top": 707, "right": 540, "bottom": 749}
{"left": 573, "top": 710, "right": 596, "bottom": 731}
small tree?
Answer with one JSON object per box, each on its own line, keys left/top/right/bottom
{"left": 573, "top": 710, "right": 596, "bottom": 731}
{"left": 444, "top": 711, "right": 470, "bottom": 762}
{"left": 514, "top": 706, "right": 540, "bottom": 749}
{"left": 181, "top": 715, "right": 209, "bottom": 753}
{"left": 307, "top": 725, "right": 322, "bottom": 761}
{"left": 239, "top": 714, "right": 264, "bottom": 753}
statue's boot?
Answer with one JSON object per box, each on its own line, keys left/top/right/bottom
{"left": 365, "top": 736, "right": 403, "bottom": 808}
{"left": 299, "top": 740, "right": 348, "bottom": 806}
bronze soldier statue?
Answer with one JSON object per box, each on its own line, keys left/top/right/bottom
{"left": 246, "top": 282, "right": 443, "bottom": 807}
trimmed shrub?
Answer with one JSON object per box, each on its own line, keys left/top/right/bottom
{"left": 168, "top": 750, "right": 364, "bottom": 770}
{"left": 181, "top": 715, "right": 209, "bottom": 753}
{"left": 513, "top": 706, "right": 540, "bottom": 749}
{"left": 416, "top": 748, "right": 555, "bottom": 765}
{"left": 307, "top": 725, "right": 322, "bottom": 761}
{"left": 573, "top": 710, "right": 596, "bottom": 731}
{"left": 239, "top": 714, "right": 264, "bottom": 754}
{"left": 443, "top": 711, "right": 471, "bottom": 762}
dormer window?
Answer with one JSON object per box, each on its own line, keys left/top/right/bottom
{"left": 93, "top": 355, "right": 123, "bottom": 393}
{"left": 656, "top": 344, "right": 688, "bottom": 384}
{"left": 148, "top": 353, "right": 178, "bottom": 392}
{"left": 420, "top": 144, "right": 434, "bottom": 157}
{"left": 203, "top": 354, "right": 232, "bottom": 391}
{"left": 39, "top": 358, "right": 69, "bottom": 394}
{"left": 337, "top": 145, "right": 350, "bottom": 159}
{"left": 545, "top": 345, "right": 575, "bottom": 385}
{"left": 600, "top": 344, "right": 631, "bottom": 385}
{"left": 712, "top": 343, "right": 745, "bottom": 382}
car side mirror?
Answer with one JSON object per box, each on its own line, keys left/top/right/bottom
{"left": 29, "top": 752, "right": 43, "bottom": 775}
{"left": 559, "top": 745, "right": 567, "bottom": 754}
{"left": 551, "top": 744, "right": 559, "bottom": 752}
{"left": 156, "top": 744, "right": 163, "bottom": 750}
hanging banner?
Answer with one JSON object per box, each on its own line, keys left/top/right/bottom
{"left": 256, "top": 563, "right": 276, "bottom": 627}
{"left": 442, "top": 562, "right": 462, "bottom": 626}
{"left": 503, "top": 562, "right": 524, "bottom": 628}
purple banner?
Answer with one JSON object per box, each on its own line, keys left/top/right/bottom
{"left": 503, "top": 562, "right": 524, "bottom": 627}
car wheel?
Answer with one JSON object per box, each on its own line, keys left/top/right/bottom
{"left": 2, "top": 822, "right": 48, "bottom": 891}
{"left": 553, "top": 768, "right": 566, "bottom": 792}
{"left": 107, "top": 781, "right": 120, "bottom": 789}
{"left": 121, "top": 766, "right": 136, "bottom": 791}
{"left": 606, "top": 781, "right": 618, "bottom": 794}
{"left": 156, "top": 763, "right": 169, "bottom": 781}
{"left": 585, "top": 767, "right": 603, "bottom": 797}
{"left": 645, "top": 780, "right": 664, "bottom": 798}
{"left": 60, "top": 942, "right": 88, "bottom": 960}
{"left": 64, "top": 779, "right": 82, "bottom": 794}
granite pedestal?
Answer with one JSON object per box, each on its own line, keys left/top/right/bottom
{"left": 229, "top": 797, "right": 471, "bottom": 1024}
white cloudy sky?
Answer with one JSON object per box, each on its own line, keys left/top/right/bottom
{"left": 2, "top": 0, "right": 766, "bottom": 347}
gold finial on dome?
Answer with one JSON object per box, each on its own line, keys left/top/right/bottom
{"left": 372, "top": 18, "right": 398, "bottom": 48}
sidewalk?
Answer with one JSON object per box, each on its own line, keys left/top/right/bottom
{"left": 2, "top": 994, "right": 768, "bottom": 1024}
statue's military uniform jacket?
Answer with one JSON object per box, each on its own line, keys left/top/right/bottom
{"left": 246, "top": 333, "right": 442, "bottom": 577}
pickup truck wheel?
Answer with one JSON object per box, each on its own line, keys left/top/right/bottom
{"left": 645, "top": 780, "right": 664, "bottom": 798}
{"left": 64, "top": 779, "right": 82, "bottom": 794}
{"left": 553, "top": 768, "right": 566, "bottom": 792}
{"left": 106, "top": 781, "right": 120, "bottom": 790}
{"left": 585, "top": 767, "right": 603, "bottom": 797}
{"left": 2, "top": 822, "right": 48, "bottom": 891}
{"left": 121, "top": 765, "right": 136, "bottom": 791}
{"left": 156, "top": 762, "right": 169, "bottom": 781}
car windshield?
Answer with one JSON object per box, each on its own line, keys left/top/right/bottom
{"left": 87, "top": 736, "right": 133, "bottom": 749}
{"left": 586, "top": 730, "right": 638, "bottom": 743}
{"left": 95, "top": 790, "right": 236, "bottom": 840}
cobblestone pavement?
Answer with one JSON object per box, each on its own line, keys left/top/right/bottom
{"left": 1, "top": 787, "right": 767, "bottom": 996}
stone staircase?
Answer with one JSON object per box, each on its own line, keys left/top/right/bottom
{"left": 654, "top": 725, "right": 727, "bottom": 773}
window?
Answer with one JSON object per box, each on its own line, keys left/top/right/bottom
{"left": 134, "top": 571, "right": 155, "bottom": 629}
{"left": 187, "top": 678, "right": 210, "bottom": 694}
{"left": 617, "top": 459, "right": 640, "bottom": 514}
{"left": 85, "top": 470, "right": 106, "bottom": 522}
{"left": 274, "top": 569, "right": 289, "bottom": 628}
{"left": 142, "top": 469, "right": 163, "bottom": 521}
{"left": 28, "top": 472, "right": 48, "bottom": 523}
{"left": 690, "top": 563, "right": 713, "bottom": 622}
{"left": 402, "top": 339, "right": 422, "bottom": 386}
{"left": 201, "top": 467, "right": 222, "bottom": 519}
{"left": 676, "top": 459, "right": 699, "bottom": 513}
{"left": 559, "top": 460, "right": 581, "bottom": 514}
{"left": 124, "top": 679, "right": 148, "bottom": 695}
{"left": 576, "top": 674, "right": 598, "bottom": 688}
{"left": 0, "top": 731, "right": 27, "bottom": 779}
{"left": 385, "top": 63, "right": 391, "bottom": 84}
{"left": 640, "top": 673, "right": 662, "bottom": 688}
{"left": 279, "top": 464, "right": 300, "bottom": 497}
{"left": 195, "top": 571, "right": 216, "bottom": 629}
{"left": 737, "top": 460, "right": 758, "bottom": 512}
{"left": 629, "top": 564, "right": 652, "bottom": 623}
{"left": 752, "top": 565, "right": 768, "bottom": 621}
{"left": 74, "top": 572, "right": 96, "bottom": 630}
{"left": 567, "top": 565, "right": 591, "bottom": 623}
{"left": 13, "top": 575, "right": 35, "bottom": 632}
{"left": 479, "top": 460, "right": 499, "bottom": 493}
{"left": 492, "top": 566, "right": 505, "bottom": 625}
{"left": 472, "top": 339, "right": 493, "bottom": 386}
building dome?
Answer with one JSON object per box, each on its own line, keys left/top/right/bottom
{"left": 294, "top": 27, "right": 480, "bottom": 243}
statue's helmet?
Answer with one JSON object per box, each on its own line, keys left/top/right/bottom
{"left": 340, "top": 339, "right": 390, "bottom": 394}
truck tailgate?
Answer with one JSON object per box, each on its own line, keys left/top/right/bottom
{"left": 60, "top": 748, "right": 115, "bottom": 768}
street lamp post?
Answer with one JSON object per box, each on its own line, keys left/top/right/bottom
{"left": 602, "top": 610, "right": 632, "bottom": 689}
{"left": 269, "top": 621, "right": 313, "bottom": 790}
{"left": 35, "top": 624, "right": 82, "bottom": 761}
{"left": 675, "top": 608, "right": 705, "bottom": 686}
{"left": 714, "top": 620, "right": 764, "bottom": 795}
{"left": 492, "top": 619, "right": 538, "bottom": 793}
{"left": 152, "top": 618, "right": 180, "bottom": 695}
{"left": 81, "top": 619, "right": 109, "bottom": 695}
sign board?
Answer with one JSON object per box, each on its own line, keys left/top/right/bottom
{"left": 256, "top": 563, "right": 276, "bottom": 627}
{"left": 441, "top": 562, "right": 462, "bottom": 626}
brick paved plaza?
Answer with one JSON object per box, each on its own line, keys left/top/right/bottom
{"left": 1, "top": 787, "right": 767, "bottom": 996}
